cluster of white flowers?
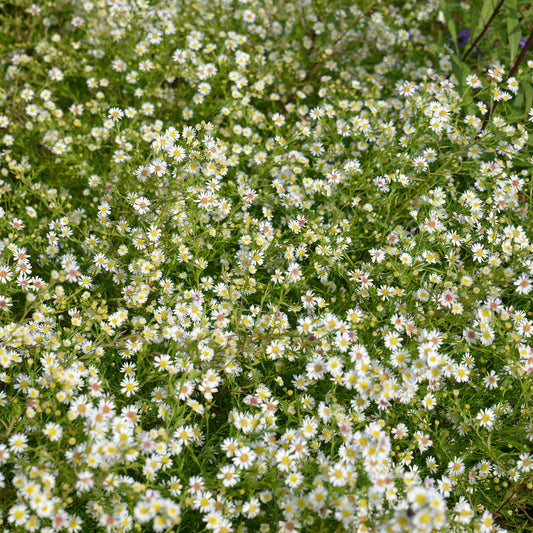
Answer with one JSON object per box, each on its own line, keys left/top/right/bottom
{"left": 0, "top": 0, "right": 532, "bottom": 532}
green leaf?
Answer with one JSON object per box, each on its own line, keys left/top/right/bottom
{"left": 468, "top": 0, "right": 499, "bottom": 49}
{"left": 521, "top": 6, "right": 533, "bottom": 25}
{"left": 450, "top": 55, "right": 473, "bottom": 104}
{"left": 469, "top": 0, "right": 483, "bottom": 41}
{"left": 506, "top": 0, "right": 521, "bottom": 64}
{"left": 479, "top": 0, "right": 498, "bottom": 31}
{"left": 439, "top": 0, "right": 458, "bottom": 54}
{"left": 520, "top": 80, "right": 533, "bottom": 120}
{"left": 464, "top": 0, "right": 500, "bottom": 61}
{"left": 513, "top": 87, "right": 525, "bottom": 116}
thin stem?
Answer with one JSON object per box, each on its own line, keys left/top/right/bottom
{"left": 478, "top": 28, "right": 533, "bottom": 134}
{"left": 461, "top": 0, "right": 506, "bottom": 62}
{"left": 301, "top": 0, "right": 381, "bottom": 83}
{"left": 508, "top": 28, "right": 533, "bottom": 80}
{"left": 494, "top": 472, "right": 533, "bottom": 515}
{"left": 478, "top": 100, "right": 498, "bottom": 135}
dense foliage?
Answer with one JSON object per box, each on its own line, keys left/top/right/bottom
{"left": 0, "top": 0, "right": 532, "bottom": 532}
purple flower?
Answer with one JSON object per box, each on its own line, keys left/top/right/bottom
{"left": 450, "top": 28, "right": 470, "bottom": 47}
{"left": 458, "top": 28, "right": 470, "bottom": 46}
{"left": 451, "top": 28, "right": 470, "bottom": 47}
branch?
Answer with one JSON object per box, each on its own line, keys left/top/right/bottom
{"left": 478, "top": 28, "right": 533, "bottom": 135}
{"left": 461, "top": 0, "right": 506, "bottom": 62}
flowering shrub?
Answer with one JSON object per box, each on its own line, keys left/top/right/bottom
{"left": 0, "top": 1, "right": 532, "bottom": 532}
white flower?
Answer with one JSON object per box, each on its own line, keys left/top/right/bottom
{"left": 133, "top": 196, "right": 151, "bottom": 214}
{"left": 476, "top": 408, "right": 495, "bottom": 430}
{"left": 515, "top": 274, "right": 532, "bottom": 295}
{"left": 108, "top": 107, "right": 123, "bottom": 121}
{"left": 232, "top": 446, "right": 256, "bottom": 469}
{"left": 43, "top": 422, "right": 63, "bottom": 441}
{"left": 120, "top": 376, "right": 139, "bottom": 397}
{"left": 243, "top": 498, "right": 261, "bottom": 518}
{"left": 0, "top": 264, "right": 13, "bottom": 284}
{"left": 9, "top": 433, "right": 28, "bottom": 453}
{"left": 134, "top": 501, "right": 155, "bottom": 523}
{"left": 0, "top": 295, "right": 12, "bottom": 311}
{"left": 517, "top": 453, "right": 533, "bottom": 472}
{"left": 76, "top": 471, "right": 94, "bottom": 492}
{"left": 8, "top": 503, "right": 28, "bottom": 526}
{"left": 471, "top": 244, "right": 487, "bottom": 262}
{"left": 173, "top": 49, "right": 187, "bottom": 63}
{"left": 217, "top": 465, "right": 239, "bottom": 487}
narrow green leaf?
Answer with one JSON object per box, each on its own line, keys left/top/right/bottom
{"left": 469, "top": 1, "right": 483, "bottom": 43}
{"left": 450, "top": 55, "right": 474, "bottom": 109}
{"left": 450, "top": 55, "right": 471, "bottom": 89}
{"left": 439, "top": 0, "right": 458, "bottom": 54}
{"left": 506, "top": 0, "right": 521, "bottom": 64}
{"left": 513, "top": 88, "right": 525, "bottom": 116}
{"left": 462, "top": 0, "right": 500, "bottom": 62}
{"left": 521, "top": 8, "right": 533, "bottom": 25}
{"left": 520, "top": 80, "right": 533, "bottom": 120}
{"left": 479, "top": 0, "right": 497, "bottom": 30}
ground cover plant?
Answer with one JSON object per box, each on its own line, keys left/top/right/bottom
{"left": 0, "top": 0, "right": 533, "bottom": 531}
